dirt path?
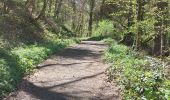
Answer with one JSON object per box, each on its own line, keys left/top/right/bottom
{"left": 7, "top": 41, "right": 120, "bottom": 100}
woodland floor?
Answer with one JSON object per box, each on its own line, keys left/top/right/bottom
{"left": 5, "top": 41, "right": 120, "bottom": 100}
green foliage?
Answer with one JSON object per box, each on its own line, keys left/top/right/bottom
{"left": 0, "top": 50, "right": 20, "bottom": 98}
{"left": 103, "top": 37, "right": 117, "bottom": 45}
{"left": 0, "top": 59, "right": 13, "bottom": 97}
{"left": 106, "top": 0, "right": 170, "bottom": 53}
{"left": 105, "top": 43, "right": 170, "bottom": 100}
{"left": 0, "top": 37, "right": 6, "bottom": 49}
{"left": 93, "top": 20, "right": 114, "bottom": 36}
{"left": 12, "top": 46, "right": 49, "bottom": 74}
{"left": 0, "top": 39, "right": 79, "bottom": 98}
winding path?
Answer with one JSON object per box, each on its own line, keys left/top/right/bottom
{"left": 7, "top": 41, "right": 120, "bottom": 100}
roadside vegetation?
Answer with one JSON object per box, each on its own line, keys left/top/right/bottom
{"left": 0, "top": 39, "right": 79, "bottom": 98}
{"left": 104, "top": 38, "right": 170, "bottom": 99}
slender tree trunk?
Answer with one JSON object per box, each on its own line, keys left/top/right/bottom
{"left": 54, "top": 0, "right": 58, "bottom": 16}
{"left": 153, "top": 1, "right": 168, "bottom": 57}
{"left": 3, "top": 0, "right": 8, "bottom": 13}
{"left": 128, "top": 0, "right": 133, "bottom": 27}
{"left": 54, "top": 0, "right": 63, "bottom": 19}
{"left": 136, "top": 0, "right": 144, "bottom": 51}
{"left": 88, "top": 0, "right": 95, "bottom": 36}
{"left": 30, "top": 0, "right": 35, "bottom": 16}
{"left": 71, "top": 0, "right": 76, "bottom": 33}
{"left": 80, "top": 13, "right": 85, "bottom": 37}
{"left": 100, "top": 0, "right": 106, "bottom": 19}
{"left": 121, "top": 0, "right": 134, "bottom": 46}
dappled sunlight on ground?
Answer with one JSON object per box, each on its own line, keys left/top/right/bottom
{"left": 6, "top": 41, "right": 120, "bottom": 100}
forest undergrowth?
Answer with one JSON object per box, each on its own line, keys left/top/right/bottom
{"left": 0, "top": 38, "right": 80, "bottom": 98}
{"left": 104, "top": 38, "right": 170, "bottom": 100}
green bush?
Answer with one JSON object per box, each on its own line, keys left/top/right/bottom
{"left": 105, "top": 43, "right": 170, "bottom": 100}
{"left": 103, "top": 37, "right": 117, "bottom": 45}
{"left": 0, "top": 59, "right": 12, "bottom": 96}
{"left": 0, "top": 50, "right": 20, "bottom": 98}
{"left": 93, "top": 20, "right": 114, "bottom": 36}
{"left": 0, "top": 39, "right": 79, "bottom": 98}
{"left": 12, "top": 46, "right": 49, "bottom": 74}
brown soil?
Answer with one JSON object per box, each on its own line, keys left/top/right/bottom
{"left": 6, "top": 41, "right": 120, "bottom": 100}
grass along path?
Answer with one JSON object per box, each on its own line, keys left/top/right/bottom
{"left": 0, "top": 39, "right": 79, "bottom": 99}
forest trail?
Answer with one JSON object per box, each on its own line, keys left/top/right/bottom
{"left": 6, "top": 41, "right": 120, "bottom": 100}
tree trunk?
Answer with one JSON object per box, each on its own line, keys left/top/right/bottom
{"left": 54, "top": 0, "right": 58, "bottom": 16}
{"left": 3, "top": 0, "right": 8, "bottom": 13}
{"left": 136, "top": 0, "right": 144, "bottom": 51}
{"left": 54, "top": 0, "right": 63, "bottom": 19}
{"left": 71, "top": 0, "right": 76, "bottom": 33}
{"left": 153, "top": 1, "right": 168, "bottom": 57}
{"left": 88, "top": 0, "right": 95, "bottom": 36}
{"left": 121, "top": 0, "right": 134, "bottom": 46}
{"left": 100, "top": 0, "right": 106, "bottom": 19}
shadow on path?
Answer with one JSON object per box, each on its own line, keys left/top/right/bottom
{"left": 58, "top": 48, "right": 101, "bottom": 60}
{"left": 21, "top": 72, "right": 105, "bottom": 100}
{"left": 37, "top": 62, "right": 96, "bottom": 69}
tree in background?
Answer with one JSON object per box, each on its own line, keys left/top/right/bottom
{"left": 153, "top": 1, "right": 169, "bottom": 57}
{"left": 99, "top": 0, "right": 169, "bottom": 57}
{"left": 0, "top": 0, "right": 169, "bottom": 57}
{"left": 88, "top": 0, "right": 95, "bottom": 36}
